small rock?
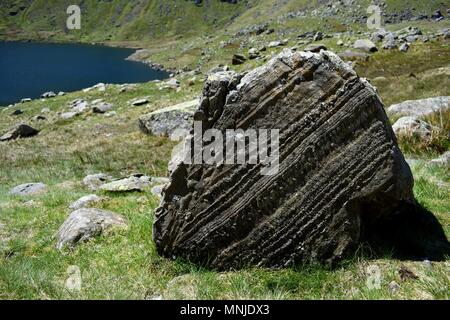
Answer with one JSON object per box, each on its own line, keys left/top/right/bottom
{"left": 232, "top": 54, "right": 247, "bottom": 65}
{"left": 304, "top": 44, "right": 327, "bottom": 53}
{"left": 69, "top": 99, "right": 90, "bottom": 114}
{"left": 382, "top": 37, "right": 398, "bottom": 50}
{"left": 399, "top": 43, "right": 410, "bottom": 52}
{"left": 431, "top": 10, "right": 443, "bottom": 20}
{"left": 353, "top": 39, "right": 378, "bottom": 53}
{"left": 313, "top": 32, "right": 323, "bottom": 42}
{"left": 248, "top": 48, "right": 260, "bottom": 59}
{"left": 41, "top": 108, "right": 51, "bottom": 113}
{"left": 131, "top": 98, "right": 149, "bottom": 106}
{"left": 104, "top": 111, "right": 117, "bottom": 117}
{"left": 32, "top": 115, "right": 46, "bottom": 121}
{"left": 139, "top": 99, "right": 198, "bottom": 138}
{"left": 268, "top": 41, "right": 283, "bottom": 48}
{"left": 93, "top": 102, "right": 113, "bottom": 114}
{"left": 392, "top": 116, "right": 432, "bottom": 139}
{"left": 21, "top": 98, "right": 31, "bottom": 103}
{"left": 388, "top": 96, "right": 449, "bottom": 117}
{"left": 119, "top": 83, "right": 137, "bottom": 93}
{"left": 159, "top": 78, "right": 180, "bottom": 90}
{"left": 56, "top": 208, "right": 127, "bottom": 250}
{"left": 41, "top": 91, "right": 56, "bottom": 99}
{"left": 151, "top": 185, "right": 166, "bottom": 198}
{"left": 388, "top": 281, "right": 400, "bottom": 294}
{"left": 99, "top": 176, "right": 151, "bottom": 192}
{"left": 60, "top": 111, "right": 78, "bottom": 120}
{"left": 9, "top": 183, "right": 47, "bottom": 196}
{"left": 83, "top": 173, "right": 113, "bottom": 191}
{"left": 11, "top": 109, "right": 24, "bottom": 116}
{"left": 422, "top": 259, "right": 433, "bottom": 269}
{"left": 83, "top": 83, "right": 106, "bottom": 93}
{"left": 0, "top": 124, "right": 39, "bottom": 141}
{"left": 69, "top": 194, "right": 102, "bottom": 210}
{"left": 429, "top": 151, "right": 450, "bottom": 168}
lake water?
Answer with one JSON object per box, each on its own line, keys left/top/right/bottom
{"left": 0, "top": 41, "right": 168, "bottom": 106}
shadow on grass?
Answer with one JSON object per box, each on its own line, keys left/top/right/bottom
{"left": 361, "top": 201, "right": 450, "bottom": 261}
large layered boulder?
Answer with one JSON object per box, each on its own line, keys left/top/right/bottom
{"left": 153, "top": 49, "right": 447, "bottom": 270}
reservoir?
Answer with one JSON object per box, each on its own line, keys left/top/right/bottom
{"left": 0, "top": 41, "right": 168, "bottom": 106}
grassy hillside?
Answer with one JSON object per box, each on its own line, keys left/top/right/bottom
{"left": 1, "top": 0, "right": 248, "bottom": 41}
{"left": 1, "top": 0, "right": 448, "bottom": 42}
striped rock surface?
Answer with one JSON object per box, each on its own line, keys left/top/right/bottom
{"left": 153, "top": 49, "right": 416, "bottom": 269}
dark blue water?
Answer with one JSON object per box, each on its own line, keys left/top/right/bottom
{"left": 0, "top": 41, "right": 168, "bottom": 106}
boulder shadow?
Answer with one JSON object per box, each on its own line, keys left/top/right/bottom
{"left": 360, "top": 202, "right": 450, "bottom": 261}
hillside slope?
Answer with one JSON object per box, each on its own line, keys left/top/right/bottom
{"left": 1, "top": 0, "right": 247, "bottom": 41}
{"left": 1, "top": 0, "right": 448, "bottom": 42}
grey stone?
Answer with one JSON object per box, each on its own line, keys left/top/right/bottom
{"left": 10, "top": 183, "right": 47, "bottom": 196}
{"left": 159, "top": 78, "right": 180, "bottom": 90}
{"left": 93, "top": 102, "right": 113, "bottom": 114}
{"left": 268, "top": 41, "right": 283, "bottom": 48}
{"left": 353, "top": 39, "right": 378, "bottom": 52}
{"left": 131, "top": 98, "right": 149, "bottom": 106}
{"left": 151, "top": 185, "right": 166, "bottom": 198}
{"left": 248, "top": 48, "right": 260, "bottom": 60}
{"left": 60, "top": 111, "right": 78, "bottom": 120}
{"left": 387, "top": 97, "right": 449, "bottom": 117}
{"left": 69, "top": 194, "right": 103, "bottom": 210}
{"left": 429, "top": 151, "right": 450, "bottom": 168}
{"left": 11, "top": 109, "right": 23, "bottom": 116}
{"left": 99, "top": 176, "right": 151, "bottom": 192}
{"left": 304, "top": 44, "right": 327, "bottom": 53}
{"left": 56, "top": 208, "right": 127, "bottom": 250}
{"left": 232, "top": 54, "right": 247, "bottom": 65}
{"left": 83, "top": 83, "right": 106, "bottom": 93}
{"left": 392, "top": 116, "right": 432, "bottom": 139}
{"left": 399, "top": 43, "right": 410, "bottom": 52}
{"left": 69, "top": 99, "right": 90, "bottom": 113}
{"left": 83, "top": 173, "right": 113, "bottom": 191}
{"left": 41, "top": 91, "right": 56, "bottom": 98}
{"left": 139, "top": 99, "right": 198, "bottom": 139}
{"left": 0, "top": 124, "right": 39, "bottom": 141}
